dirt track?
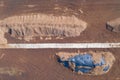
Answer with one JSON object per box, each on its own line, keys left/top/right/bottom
{"left": 0, "top": 49, "right": 120, "bottom": 80}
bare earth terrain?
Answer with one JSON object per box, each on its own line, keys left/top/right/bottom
{"left": 0, "top": 0, "right": 120, "bottom": 43}
{"left": 0, "top": 49, "right": 120, "bottom": 80}
{"left": 0, "top": 0, "right": 120, "bottom": 80}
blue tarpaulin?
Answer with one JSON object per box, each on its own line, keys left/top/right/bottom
{"left": 103, "top": 65, "right": 110, "bottom": 71}
{"left": 58, "top": 53, "right": 109, "bottom": 73}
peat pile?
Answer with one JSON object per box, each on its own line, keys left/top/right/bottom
{"left": 0, "top": 29, "right": 7, "bottom": 44}
{"left": 0, "top": 13, "right": 87, "bottom": 43}
{"left": 0, "top": 67, "right": 24, "bottom": 76}
{"left": 106, "top": 18, "right": 120, "bottom": 33}
{"left": 56, "top": 51, "right": 115, "bottom": 75}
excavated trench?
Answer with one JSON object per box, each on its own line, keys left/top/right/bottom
{"left": 0, "top": 13, "right": 87, "bottom": 44}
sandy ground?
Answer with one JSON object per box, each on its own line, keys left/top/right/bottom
{"left": 0, "top": 0, "right": 119, "bottom": 43}
{"left": 0, "top": 49, "right": 120, "bottom": 80}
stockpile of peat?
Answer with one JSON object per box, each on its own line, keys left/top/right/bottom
{"left": 0, "top": 13, "right": 87, "bottom": 43}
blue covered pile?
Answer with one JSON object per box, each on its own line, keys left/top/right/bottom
{"left": 58, "top": 54, "right": 109, "bottom": 73}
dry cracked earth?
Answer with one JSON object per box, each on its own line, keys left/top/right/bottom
{"left": 0, "top": 0, "right": 120, "bottom": 80}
